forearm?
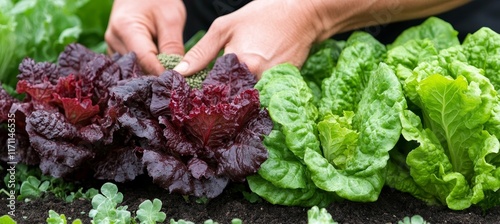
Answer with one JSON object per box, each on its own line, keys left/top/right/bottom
{"left": 304, "top": 0, "right": 471, "bottom": 42}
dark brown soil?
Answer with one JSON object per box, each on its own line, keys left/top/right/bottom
{"left": 2, "top": 175, "right": 500, "bottom": 224}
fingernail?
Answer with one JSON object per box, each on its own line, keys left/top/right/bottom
{"left": 173, "top": 61, "right": 189, "bottom": 74}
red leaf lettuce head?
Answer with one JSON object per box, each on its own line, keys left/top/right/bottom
{"left": 143, "top": 53, "right": 273, "bottom": 198}
{"left": 11, "top": 44, "right": 146, "bottom": 181}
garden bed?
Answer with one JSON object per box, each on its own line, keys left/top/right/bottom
{"left": 2, "top": 175, "right": 499, "bottom": 223}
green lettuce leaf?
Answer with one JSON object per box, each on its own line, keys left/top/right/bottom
{"left": 301, "top": 39, "right": 345, "bottom": 87}
{"left": 389, "top": 17, "right": 460, "bottom": 51}
{"left": 0, "top": 0, "right": 112, "bottom": 87}
{"left": 0, "top": 1, "right": 16, "bottom": 86}
{"left": 258, "top": 64, "right": 321, "bottom": 159}
{"left": 462, "top": 28, "right": 500, "bottom": 91}
{"left": 386, "top": 39, "right": 438, "bottom": 71}
{"left": 257, "top": 130, "right": 308, "bottom": 189}
{"left": 247, "top": 175, "right": 334, "bottom": 207}
{"left": 319, "top": 32, "right": 386, "bottom": 117}
{"left": 255, "top": 64, "right": 308, "bottom": 108}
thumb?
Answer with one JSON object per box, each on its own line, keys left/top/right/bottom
{"left": 174, "top": 26, "right": 227, "bottom": 76}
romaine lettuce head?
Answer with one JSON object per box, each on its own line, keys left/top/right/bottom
{"left": 251, "top": 58, "right": 406, "bottom": 204}
{"left": 389, "top": 59, "right": 500, "bottom": 210}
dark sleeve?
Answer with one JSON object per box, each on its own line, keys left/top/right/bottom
{"left": 336, "top": 0, "right": 500, "bottom": 44}
{"left": 183, "top": 0, "right": 252, "bottom": 43}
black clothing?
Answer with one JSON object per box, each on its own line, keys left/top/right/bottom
{"left": 183, "top": 0, "right": 252, "bottom": 42}
{"left": 183, "top": 0, "right": 500, "bottom": 44}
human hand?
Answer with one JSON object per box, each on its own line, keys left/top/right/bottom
{"left": 173, "top": 0, "right": 325, "bottom": 78}
{"left": 105, "top": 0, "right": 186, "bottom": 75}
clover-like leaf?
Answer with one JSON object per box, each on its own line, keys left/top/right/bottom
{"left": 136, "top": 199, "right": 166, "bottom": 224}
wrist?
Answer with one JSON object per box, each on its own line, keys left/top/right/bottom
{"left": 300, "top": 0, "right": 366, "bottom": 42}
{"left": 302, "top": 0, "right": 471, "bottom": 43}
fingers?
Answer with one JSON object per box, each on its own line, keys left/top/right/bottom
{"left": 122, "top": 28, "right": 166, "bottom": 75}
{"left": 156, "top": 8, "right": 185, "bottom": 55}
{"left": 105, "top": 0, "right": 187, "bottom": 76}
{"left": 174, "top": 18, "right": 228, "bottom": 76}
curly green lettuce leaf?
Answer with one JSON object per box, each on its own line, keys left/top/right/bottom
{"left": 257, "top": 64, "right": 320, "bottom": 159}
{"left": 247, "top": 130, "right": 334, "bottom": 207}
{"left": 255, "top": 63, "right": 308, "bottom": 108}
{"left": 400, "top": 109, "right": 475, "bottom": 210}
{"left": 268, "top": 90, "right": 320, "bottom": 159}
{"left": 386, "top": 39, "right": 438, "bottom": 71}
{"left": 462, "top": 27, "right": 500, "bottom": 91}
{"left": 304, "top": 147, "right": 385, "bottom": 202}
{"left": 301, "top": 39, "right": 345, "bottom": 87}
{"left": 319, "top": 32, "right": 386, "bottom": 117}
{"left": 257, "top": 130, "right": 308, "bottom": 189}
{"left": 385, "top": 155, "right": 438, "bottom": 205}
{"left": 418, "top": 70, "right": 493, "bottom": 177}
{"left": 389, "top": 17, "right": 460, "bottom": 51}
{"left": 247, "top": 175, "right": 334, "bottom": 207}
{"left": 401, "top": 61, "right": 447, "bottom": 108}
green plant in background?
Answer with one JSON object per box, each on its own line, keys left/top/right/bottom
{"left": 0, "top": 0, "right": 113, "bottom": 88}
{"left": 18, "top": 176, "right": 50, "bottom": 200}
{"left": 2, "top": 164, "right": 40, "bottom": 195}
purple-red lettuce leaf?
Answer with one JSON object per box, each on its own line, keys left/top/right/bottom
{"left": 150, "top": 70, "right": 187, "bottom": 117}
{"left": 57, "top": 43, "right": 99, "bottom": 77}
{"left": 215, "top": 110, "right": 273, "bottom": 182}
{"left": 158, "top": 116, "right": 197, "bottom": 156}
{"left": 1, "top": 85, "right": 17, "bottom": 122}
{"left": 25, "top": 110, "right": 95, "bottom": 178}
{"left": 142, "top": 150, "right": 229, "bottom": 198}
{"left": 173, "top": 85, "right": 237, "bottom": 149}
{"left": 203, "top": 53, "right": 257, "bottom": 98}
{"left": 113, "top": 52, "right": 145, "bottom": 79}
{"left": 93, "top": 146, "right": 144, "bottom": 182}
{"left": 109, "top": 76, "right": 166, "bottom": 151}
{"left": 17, "top": 58, "right": 60, "bottom": 85}
{"left": 9, "top": 43, "right": 150, "bottom": 183}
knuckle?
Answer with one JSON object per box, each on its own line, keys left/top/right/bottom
{"left": 159, "top": 41, "right": 184, "bottom": 54}
{"left": 210, "top": 16, "right": 229, "bottom": 32}
{"left": 185, "top": 47, "right": 206, "bottom": 62}
{"left": 240, "top": 54, "right": 267, "bottom": 76}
